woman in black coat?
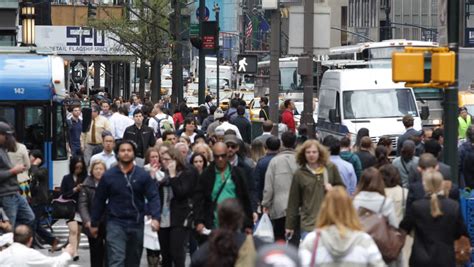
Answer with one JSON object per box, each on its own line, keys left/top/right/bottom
{"left": 78, "top": 160, "right": 107, "bottom": 267}
{"left": 60, "top": 156, "right": 87, "bottom": 261}
{"left": 158, "top": 147, "right": 198, "bottom": 267}
{"left": 399, "top": 170, "right": 468, "bottom": 267}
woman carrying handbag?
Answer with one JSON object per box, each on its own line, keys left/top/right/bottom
{"left": 299, "top": 186, "right": 385, "bottom": 267}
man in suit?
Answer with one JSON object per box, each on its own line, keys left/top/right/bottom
{"left": 397, "top": 114, "right": 421, "bottom": 156}
{"left": 405, "top": 153, "right": 459, "bottom": 215}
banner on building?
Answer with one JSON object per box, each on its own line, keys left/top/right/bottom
{"left": 18, "top": 26, "right": 131, "bottom": 56}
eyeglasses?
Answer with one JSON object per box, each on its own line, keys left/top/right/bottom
{"left": 227, "top": 144, "right": 238, "bottom": 149}
{"left": 214, "top": 153, "right": 227, "bottom": 159}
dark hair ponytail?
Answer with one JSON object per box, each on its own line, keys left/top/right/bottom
{"left": 206, "top": 229, "right": 239, "bottom": 267}
{"left": 206, "top": 198, "right": 244, "bottom": 267}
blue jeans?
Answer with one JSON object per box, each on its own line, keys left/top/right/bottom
{"left": 106, "top": 221, "right": 144, "bottom": 267}
{"left": 0, "top": 193, "right": 35, "bottom": 227}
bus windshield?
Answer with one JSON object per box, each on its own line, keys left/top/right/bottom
{"left": 343, "top": 89, "right": 418, "bottom": 119}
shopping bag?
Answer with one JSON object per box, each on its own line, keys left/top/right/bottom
{"left": 143, "top": 218, "right": 160, "bottom": 250}
{"left": 253, "top": 213, "right": 274, "bottom": 243}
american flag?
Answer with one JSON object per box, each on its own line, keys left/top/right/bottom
{"left": 246, "top": 20, "right": 253, "bottom": 38}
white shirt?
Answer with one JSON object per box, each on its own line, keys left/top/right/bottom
{"left": 90, "top": 151, "right": 117, "bottom": 169}
{"left": 0, "top": 242, "right": 72, "bottom": 267}
{"left": 148, "top": 113, "right": 174, "bottom": 136}
{"left": 215, "top": 122, "right": 243, "bottom": 140}
{"left": 109, "top": 112, "right": 134, "bottom": 139}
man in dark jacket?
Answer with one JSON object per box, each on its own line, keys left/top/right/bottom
{"left": 0, "top": 122, "right": 34, "bottom": 227}
{"left": 90, "top": 140, "right": 161, "bottom": 267}
{"left": 231, "top": 105, "right": 251, "bottom": 144}
{"left": 354, "top": 136, "right": 376, "bottom": 170}
{"left": 201, "top": 105, "right": 217, "bottom": 132}
{"left": 405, "top": 153, "right": 459, "bottom": 215}
{"left": 397, "top": 114, "right": 421, "bottom": 156}
{"left": 29, "top": 150, "right": 59, "bottom": 250}
{"left": 254, "top": 136, "right": 280, "bottom": 202}
{"left": 459, "top": 125, "right": 474, "bottom": 188}
{"left": 123, "top": 109, "right": 156, "bottom": 165}
{"left": 259, "top": 96, "right": 270, "bottom": 121}
{"left": 194, "top": 142, "right": 253, "bottom": 235}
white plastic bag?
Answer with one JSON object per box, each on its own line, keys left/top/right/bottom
{"left": 253, "top": 213, "right": 274, "bottom": 243}
{"left": 143, "top": 217, "right": 160, "bottom": 250}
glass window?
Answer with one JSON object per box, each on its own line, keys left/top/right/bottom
{"left": 24, "top": 106, "right": 45, "bottom": 152}
{"left": 53, "top": 104, "right": 67, "bottom": 160}
{"left": 343, "top": 89, "right": 418, "bottom": 119}
{"left": 318, "top": 89, "right": 337, "bottom": 119}
{"left": 0, "top": 107, "right": 15, "bottom": 128}
{"left": 280, "top": 67, "right": 301, "bottom": 91}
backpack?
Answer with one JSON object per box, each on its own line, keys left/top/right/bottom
{"left": 153, "top": 115, "right": 174, "bottom": 138}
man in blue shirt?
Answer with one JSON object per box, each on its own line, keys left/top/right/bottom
{"left": 90, "top": 140, "right": 160, "bottom": 267}
{"left": 67, "top": 106, "right": 82, "bottom": 157}
{"left": 323, "top": 136, "right": 357, "bottom": 195}
{"left": 254, "top": 136, "right": 280, "bottom": 202}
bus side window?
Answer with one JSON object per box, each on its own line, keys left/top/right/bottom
{"left": 53, "top": 104, "right": 67, "bottom": 160}
{"left": 0, "top": 107, "right": 15, "bottom": 128}
{"left": 24, "top": 107, "right": 45, "bottom": 152}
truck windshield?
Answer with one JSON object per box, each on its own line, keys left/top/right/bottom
{"left": 343, "top": 88, "right": 418, "bottom": 119}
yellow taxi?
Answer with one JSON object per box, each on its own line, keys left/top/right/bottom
{"left": 248, "top": 97, "right": 284, "bottom": 121}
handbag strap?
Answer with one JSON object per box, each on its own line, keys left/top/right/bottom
{"left": 378, "top": 197, "right": 386, "bottom": 214}
{"left": 310, "top": 231, "right": 321, "bottom": 267}
{"left": 212, "top": 169, "right": 231, "bottom": 205}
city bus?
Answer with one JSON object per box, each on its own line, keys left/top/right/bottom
{"left": 255, "top": 57, "right": 323, "bottom": 101}
{"left": 327, "top": 39, "right": 442, "bottom": 127}
{"left": 0, "top": 48, "right": 68, "bottom": 189}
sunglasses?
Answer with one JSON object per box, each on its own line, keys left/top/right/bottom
{"left": 214, "top": 153, "right": 227, "bottom": 159}
{"left": 227, "top": 144, "right": 238, "bottom": 149}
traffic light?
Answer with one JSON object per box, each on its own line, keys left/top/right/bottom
{"left": 392, "top": 52, "right": 425, "bottom": 83}
{"left": 88, "top": 3, "right": 97, "bottom": 19}
{"left": 432, "top": 51, "right": 455, "bottom": 83}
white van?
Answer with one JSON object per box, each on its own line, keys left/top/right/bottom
{"left": 316, "top": 68, "right": 423, "bottom": 149}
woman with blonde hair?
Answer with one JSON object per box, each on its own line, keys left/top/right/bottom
{"left": 299, "top": 186, "right": 385, "bottom": 267}
{"left": 250, "top": 139, "right": 266, "bottom": 165}
{"left": 285, "top": 140, "right": 344, "bottom": 239}
{"left": 399, "top": 170, "right": 468, "bottom": 266}
{"left": 192, "top": 143, "right": 213, "bottom": 162}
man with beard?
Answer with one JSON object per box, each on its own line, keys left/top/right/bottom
{"left": 90, "top": 140, "right": 161, "bottom": 267}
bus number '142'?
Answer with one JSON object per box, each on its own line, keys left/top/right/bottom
{"left": 14, "top": 88, "right": 25, "bottom": 94}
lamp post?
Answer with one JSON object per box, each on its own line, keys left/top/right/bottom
{"left": 213, "top": 3, "right": 220, "bottom": 105}
{"left": 21, "top": 0, "right": 35, "bottom": 47}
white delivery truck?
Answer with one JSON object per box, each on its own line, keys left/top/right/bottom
{"left": 316, "top": 68, "right": 423, "bottom": 150}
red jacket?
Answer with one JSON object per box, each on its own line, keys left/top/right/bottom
{"left": 173, "top": 112, "right": 184, "bottom": 128}
{"left": 281, "top": 109, "right": 295, "bottom": 132}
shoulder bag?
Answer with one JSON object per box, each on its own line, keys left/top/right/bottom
{"left": 51, "top": 195, "right": 76, "bottom": 220}
{"left": 310, "top": 231, "right": 321, "bottom": 267}
{"left": 358, "top": 198, "right": 406, "bottom": 263}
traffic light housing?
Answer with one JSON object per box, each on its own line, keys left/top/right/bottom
{"left": 431, "top": 52, "right": 455, "bottom": 83}
{"left": 392, "top": 52, "right": 424, "bottom": 82}
{"left": 88, "top": 3, "right": 97, "bottom": 19}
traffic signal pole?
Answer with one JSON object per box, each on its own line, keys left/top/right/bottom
{"left": 198, "top": 0, "right": 206, "bottom": 105}
{"left": 269, "top": 2, "right": 280, "bottom": 136}
{"left": 444, "top": 0, "right": 460, "bottom": 183}
{"left": 302, "top": 0, "right": 315, "bottom": 139}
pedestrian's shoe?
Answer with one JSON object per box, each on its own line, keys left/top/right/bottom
{"left": 49, "top": 238, "right": 59, "bottom": 253}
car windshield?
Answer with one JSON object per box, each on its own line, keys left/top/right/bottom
{"left": 343, "top": 88, "right": 418, "bottom": 119}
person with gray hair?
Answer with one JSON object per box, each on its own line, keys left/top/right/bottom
{"left": 392, "top": 139, "right": 419, "bottom": 188}
{"left": 0, "top": 225, "right": 74, "bottom": 266}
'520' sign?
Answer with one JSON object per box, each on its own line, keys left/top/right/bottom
{"left": 66, "top": 27, "right": 105, "bottom": 46}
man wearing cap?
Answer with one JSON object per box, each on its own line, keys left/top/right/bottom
{"left": 206, "top": 108, "right": 225, "bottom": 136}
{"left": 0, "top": 122, "right": 35, "bottom": 227}
{"left": 89, "top": 131, "right": 117, "bottom": 169}
{"left": 223, "top": 135, "right": 257, "bottom": 217}
{"left": 458, "top": 106, "right": 472, "bottom": 139}
{"left": 81, "top": 105, "right": 112, "bottom": 167}
{"left": 396, "top": 114, "right": 420, "bottom": 156}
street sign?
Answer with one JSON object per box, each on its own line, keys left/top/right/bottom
{"left": 190, "top": 24, "right": 199, "bottom": 37}
{"left": 236, "top": 55, "right": 258, "bottom": 74}
{"left": 202, "top": 21, "right": 218, "bottom": 55}
{"left": 196, "top": 7, "right": 210, "bottom": 21}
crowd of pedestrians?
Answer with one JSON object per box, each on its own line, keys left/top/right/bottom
{"left": 0, "top": 94, "right": 473, "bottom": 267}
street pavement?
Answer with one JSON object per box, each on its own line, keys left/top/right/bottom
{"left": 38, "top": 220, "right": 191, "bottom": 266}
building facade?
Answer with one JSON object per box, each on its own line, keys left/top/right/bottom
{"left": 0, "top": 0, "right": 19, "bottom": 46}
